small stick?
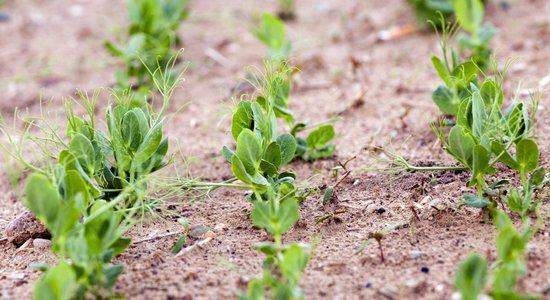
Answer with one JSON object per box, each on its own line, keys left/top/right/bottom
{"left": 132, "top": 231, "right": 184, "bottom": 244}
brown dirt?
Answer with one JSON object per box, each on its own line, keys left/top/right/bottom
{"left": 2, "top": 0, "right": 550, "bottom": 299}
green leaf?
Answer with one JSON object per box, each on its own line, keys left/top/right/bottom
{"left": 306, "top": 125, "right": 335, "bottom": 148}
{"left": 455, "top": 0, "right": 484, "bottom": 34}
{"left": 171, "top": 234, "right": 187, "bottom": 254}
{"left": 471, "top": 92, "right": 487, "bottom": 138}
{"left": 132, "top": 121, "right": 163, "bottom": 172}
{"left": 231, "top": 101, "right": 253, "bottom": 141}
{"left": 264, "top": 142, "right": 282, "bottom": 169}
{"left": 529, "top": 167, "right": 545, "bottom": 188}
{"left": 505, "top": 188, "right": 524, "bottom": 216}
{"left": 103, "top": 264, "right": 124, "bottom": 289}
{"left": 454, "top": 254, "right": 487, "bottom": 300}
{"left": 260, "top": 159, "right": 278, "bottom": 176}
{"left": 251, "top": 198, "right": 299, "bottom": 236}
{"left": 277, "top": 133, "right": 297, "bottom": 165}
{"left": 125, "top": 33, "right": 146, "bottom": 58}
{"left": 231, "top": 155, "right": 253, "bottom": 185}
{"left": 63, "top": 169, "right": 91, "bottom": 211}
{"left": 254, "top": 13, "right": 286, "bottom": 51}
{"left": 471, "top": 144, "right": 491, "bottom": 183}
{"left": 480, "top": 79, "right": 503, "bottom": 107}
{"left": 222, "top": 146, "right": 235, "bottom": 163}
{"left": 121, "top": 110, "right": 144, "bottom": 152}
{"left": 106, "top": 107, "right": 132, "bottom": 172}
{"left": 516, "top": 139, "right": 539, "bottom": 173}
{"left": 34, "top": 262, "right": 77, "bottom": 300}
{"left": 432, "top": 86, "right": 457, "bottom": 115}
{"left": 354, "top": 238, "right": 375, "bottom": 254}
{"left": 323, "top": 186, "right": 334, "bottom": 205}
{"left": 461, "top": 193, "right": 490, "bottom": 208}
{"left": 505, "top": 103, "right": 528, "bottom": 142}
{"left": 432, "top": 56, "right": 451, "bottom": 87}
{"left": 280, "top": 244, "right": 310, "bottom": 286}
{"left": 448, "top": 125, "right": 475, "bottom": 167}
{"left": 84, "top": 200, "right": 122, "bottom": 256}
{"left": 111, "top": 237, "right": 132, "bottom": 256}
{"left": 69, "top": 133, "right": 95, "bottom": 176}
{"left": 140, "top": 137, "right": 169, "bottom": 173}
{"left": 452, "top": 62, "right": 477, "bottom": 86}
{"left": 104, "top": 41, "right": 124, "bottom": 58}
{"left": 491, "top": 141, "right": 519, "bottom": 170}
{"left": 235, "top": 129, "right": 263, "bottom": 175}
{"left": 25, "top": 174, "right": 79, "bottom": 238}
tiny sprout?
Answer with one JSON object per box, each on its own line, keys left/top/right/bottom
{"left": 372, "top": 232, "right": 385, "bottom": 262}
{"left": 355, "top": 223, "right": 402, "bottom": 262}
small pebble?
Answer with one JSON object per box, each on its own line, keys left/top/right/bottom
{"left": 364, "top": 282, "right": 372, "bottom": 288}
{"left": 421, "top": 266, "right": 429, "bottom": 273}
{"left": 409, "top": 250, "right": 427, "bottom": 259}
{"left": 366, "top": 203, "right": 377, "bottom": 213}
{"left": 376, "top": 208, "right": 386, "bottom": 214}
{"left": 32, "top": 238, "right": 51, "bottom": 250}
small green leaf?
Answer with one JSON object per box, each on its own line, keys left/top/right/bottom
{"left": 264, "top": 142, "right": 282, "bottom": 169}
{"left": 454, "top": 254, "right": 487, "bottom": 300}
{"left": 235, "top": 129, "right": 263, "bottom": 175}
{"left": 132, "top": 121, "right": 163, "bottom": 171}
{"left": 471, "top": 144, "right": 491, "bottom": 183}
{"left": 471, "top": 92, "right": 487, "bottom": 138}
{"left": 431, "top": 56, "right": 451, "bottom": 87}
{"left": 277, "top": 133, "right": 297, "bottom": 165}
{"left": 121, "top": 110, "right": 144, "bottom": 151}
{"left": 516, "top": 139, "right": 539, "bottom": 173}
{"left": 171, "top": 234, "right": 187, "bottom": 254}
{"left": 448, "top": 125, "right": 475, "bottom": 167}
{"left": 455, "top": 0, "right": 484, "bottom": 34}
{"left": 69, "top": 133, "right": 95, "bottom": 176}
{"left": 432, "top": 86, "right": 457, "bottom": 115}
{"left": 461, "top": 193, "right": 490, "bottom": 208}
{"left": 280, "top": 244, "right": 310, "bottom": 286}
{"left": 491, "top": 141, "right": 519, "bottom": 170}
{"left": 305, "top": 125, "right": 335, "bottom": 148}
{"left": 322, "top": 186, "right": 334, "bottom": 205}
{"left": 34, "top": 262, "right": 77, "bottom": 300}
{"left": 254, "top": 13, "right": 286, "bottom": 52}
{"left": 251, "top": 198, "right": 299, "bottom": 236}
{"left": 231, "top": 101, "right": 254, "bottom": 141}
{"left": 222, "top": 146, "right": 235, "bottom": 163}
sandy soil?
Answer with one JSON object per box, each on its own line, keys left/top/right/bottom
{"left": 1, "top": 0, "right": 550, "bottom": 299}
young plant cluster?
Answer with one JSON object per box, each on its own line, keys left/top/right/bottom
{"left": 455, "top": 209, "right": 541, "bottom": 300}
{"left": 105, "top": 0, "right": 188, "bottom": 98}
{"left": 4, "top": 68, "right": 178, "bottom": 299}
{"left": 432, "top": 59, "right": 543, "bottom": 212}
{"left": 223, "top": 65, "right": 326, "bottom": 299}
{"left": 431, "top": 1, "right": 493, "bottom": 116}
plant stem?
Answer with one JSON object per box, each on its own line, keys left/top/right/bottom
{"left": 378, "top": 241, "right": 385, "bottom": 262}
{"left": 404, "top": 165, "right": 468, "bottom": 172}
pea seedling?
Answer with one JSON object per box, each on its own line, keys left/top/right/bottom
{"left": 2, "top": 60, "right": 184, "bottom": 300}
{"left": 355, "top": 223, "right": 402, "bottom": 262}
{"left": 221, "top": 64, "right": 315, "bottom": 299}
{"left": 252, "top": 13, "right": 291, "bottom": 63}
{"left": 454, "top": 210, "right": 540, "bottom": 300}
{"left": 454, "top": 0, "right": 494, "bottom": 70}
{"left": 105, "top": 0, "right": 188, "bottom": 98}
